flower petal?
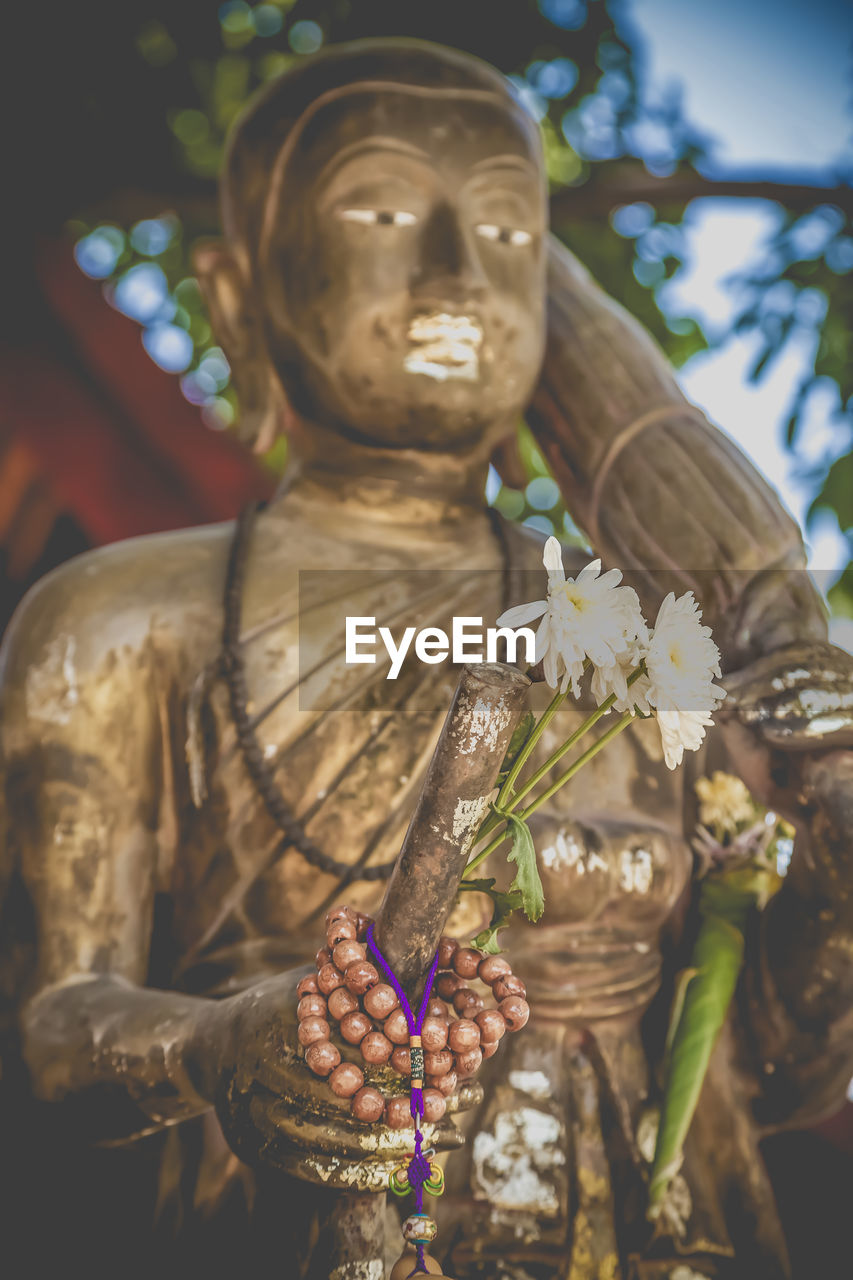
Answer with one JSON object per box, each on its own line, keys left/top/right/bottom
{"left": 496, "top": 600, "right": 548, "bottom": 628}
{"left": 543, "top": 536, "right": 566, "bottom": 586}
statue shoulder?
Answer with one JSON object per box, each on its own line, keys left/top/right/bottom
{"left": 0, "top": 521, "right": 235, "bottom": 699}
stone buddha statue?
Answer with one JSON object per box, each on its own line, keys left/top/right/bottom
{"left": 2, "top": 37, "right": 853, "bottom": 1280}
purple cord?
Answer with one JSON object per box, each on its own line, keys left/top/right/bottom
{"left": 367, "top": 924, "right": 442, "bottom": 1275}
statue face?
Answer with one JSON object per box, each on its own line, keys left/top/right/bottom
{"left": 260, "top": 87, "right": 547, "bottom": 451}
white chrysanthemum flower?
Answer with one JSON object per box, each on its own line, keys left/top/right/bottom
{"left": 643, "top": 591, "right": 726, "bottom": 769}
{"left": 496, "top": 537, "right": 648, "bottom": 696}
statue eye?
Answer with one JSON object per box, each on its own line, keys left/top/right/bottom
{"left": 338, "top": 208, "right": 418, "bottom": 227}
{"left": 475, "top": 224, "right": 532, "bottom": 247}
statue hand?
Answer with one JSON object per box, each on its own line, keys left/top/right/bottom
{"left": 190, "top": 966, "right": 476, "bottom": 1191}
{"left": 718, "top": 639, "right": 853, "bottom": 811}
{"left": 718, "top": 639, "right": 853, "bottom": 891}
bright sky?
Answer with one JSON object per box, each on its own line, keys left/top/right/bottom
{"left": 627, "top": 0, "right": 852, "bottom": 621}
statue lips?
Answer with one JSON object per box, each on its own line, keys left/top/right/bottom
{"left": 404, "top": 311, "right": 484, "bottom": 383}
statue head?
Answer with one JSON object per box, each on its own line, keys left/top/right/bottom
{"left": 197, "top": 39, "right": 547, "bottom": 458}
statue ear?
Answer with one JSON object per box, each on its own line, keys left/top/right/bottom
{"left": 193, "top": 240, "right": 294, "bottom": 453}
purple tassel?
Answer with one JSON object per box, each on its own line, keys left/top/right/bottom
{"left": 367, "top": 926, "right": 443, "bottom": 1276}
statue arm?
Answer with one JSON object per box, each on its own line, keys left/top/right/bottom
{"left": 528, "top": 236, "right": 853, "bottom": 1123}
{"left": 0, "top": 557, "right": 220, "bottom": 1138}
{"left": 528, "top": 234, "right": 827, "bottom": 665}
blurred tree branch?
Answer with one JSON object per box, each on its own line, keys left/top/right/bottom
{"left": 552, "top": 168, "right": 853, "bottom": 218}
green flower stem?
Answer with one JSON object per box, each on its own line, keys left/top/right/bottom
{"left": 497, "top": 687, "right": 567, "bottom": 805}
{"left": 515, "top": 711, "right": 635, "bottom": 821}
{"left": 473, "top": 688, "right": 568, "bottom": 844}
{"left": 462, "top": 710, "right": 635, "bottom": 878}
{"left": 508, "top": 692, "right": 617, "bottom": 809}
{"left": 507, "top": 664, "right": 645, "bottom": 814}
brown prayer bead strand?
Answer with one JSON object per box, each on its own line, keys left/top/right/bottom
{"left": 345, "top": 959, "right": 380, "bottom": 995}
{"left": 333, "top": 938, "right": 365, "bottom": 970}
{"left": 363, "top": 982, "right": 398, "bottom": 1020}
{"left": 303, "top": 915, "right": 529, "bottom": 1121}
{"left": 327, "top": 918, "right": 358, "bottom": 947}
{"left": 340, "top": 1011, "right": 372, "bottom": 1045}
{"left": 477, "top": 955, "right": 511, "bottom": 986}
{"left": 499, "top": 995, "right": 530, "bottom": 1031}
{"left": 317, "top": 962, "right": 345, "bottom": 994}
{"left": 351, "top": 1086, "right": 385, "bottom": 1123}
{"left": 298, "top": 1016, "right": 331, "bottom": 1047}
{"left": 327, "top": 986, "right": 359, "bottom": 1021}
{"left": 391, "top": 1047, "right": 411, "bottom": 1076}
{"left": 452, "top": 948, "right": 481, "bottom": 979}
{"left": 329, "top": 1062, "right": 364, "bottom": 1098}
{"left": 305, "top": 1040, "right": 340, "bottom": 1076}
{"left": 360, "top": 1031, "right": 394, "bottom": 1065}
{"left": 386, "top": 1096, "right": 413, "bottom": 1130}
{"left": 475, "top": 1009, "right": 506, "bottom": 1043}
{"left": 297, "top": 993, "right": 327, "bottom": 1021}
{"left": 493, "top": 974, "right": 526, "bottom": 1001}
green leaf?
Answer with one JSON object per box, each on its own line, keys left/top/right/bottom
{"left": 463, "top": 878, "right": 524, "bottom": 954}
{"left": 505, "top": 813, "right": 545, "bottom": 923}
{"left": 648, "top": 878, "right": 757, "bottom": 1216}
{"left": 496, "top": 711, "right": 536, "bottom": 789}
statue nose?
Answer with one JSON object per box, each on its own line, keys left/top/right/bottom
{"left": 410, "top": 201, "right": 487, "bottom": 301}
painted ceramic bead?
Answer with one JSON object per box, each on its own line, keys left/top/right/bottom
{"left": 481, "top": 1039, "right": 500, "bottom": 1060}
{"left": 436, "top": 936, "right": 458, "bottom": 968}
{"left": 296, "top": 974, "right": 320, "bottom": 997}
{"left": 402, "top": 1214, "right": 438, "bottom": 1245}
{"left": 425, "top": 998, "right": 447, "bottom": 1019}
{"left": 315, "top": 947, "right": 331, "bottom": 969}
